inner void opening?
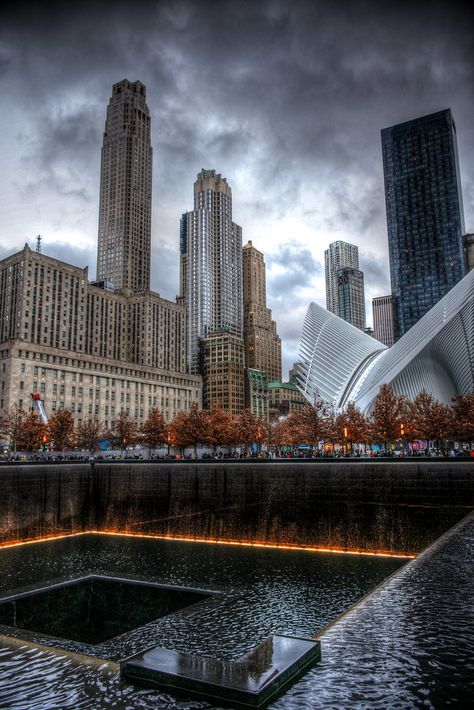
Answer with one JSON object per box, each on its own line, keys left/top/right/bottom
{"left": 0, "top": 575, "right": 211, "bottom": 645}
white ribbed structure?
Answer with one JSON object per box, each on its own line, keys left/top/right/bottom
{"left": 298, "top": 302, "right": 386, "bottom": 406}
{"left": 297, "top": 268, "right": 474, "bottom": 413}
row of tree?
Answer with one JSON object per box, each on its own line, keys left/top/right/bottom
{"left": 0, "top": 385, "right": 473, "bottom": 454}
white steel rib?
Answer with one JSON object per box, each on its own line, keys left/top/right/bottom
{"left": 297, "top": 268, "right": 474, "bottom": 413}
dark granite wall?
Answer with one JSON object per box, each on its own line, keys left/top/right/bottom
{"left": 1, "top": 462, "right": 473, "bottom": 554}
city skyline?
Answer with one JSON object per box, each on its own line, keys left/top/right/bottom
{"left": 1, "top": 1, "right": 473, "bottom": 375}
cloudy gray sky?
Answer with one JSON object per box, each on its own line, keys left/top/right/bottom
{"left": 1, "top": 0, "right": 473, "bottom": 375}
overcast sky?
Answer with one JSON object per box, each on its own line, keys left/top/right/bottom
{"left": 1, "top": 0, "right": 473, "bottom": 376}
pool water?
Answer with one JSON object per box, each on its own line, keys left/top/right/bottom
{"left": 0, "top": 534, "right": 406, "bottom": 708}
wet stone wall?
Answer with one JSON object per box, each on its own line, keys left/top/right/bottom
{"left": 0, "top": 462, "right": 473, "bottom": 554}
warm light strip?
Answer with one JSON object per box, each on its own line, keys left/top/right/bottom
{"left": 0, "top": 532, "right": 89, "bottom": 549}
{"left": 0, "top": 530, "right": 414, "bottom": 558}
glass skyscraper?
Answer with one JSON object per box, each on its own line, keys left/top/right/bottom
{"left": 382, "top": 109, "right": 465, "bottom": 340}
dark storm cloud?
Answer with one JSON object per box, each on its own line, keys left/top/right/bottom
{"left": 1, "top": 0, "right": 473, "bottom": 374}
{"left": 360, "top": 252, "right": 391, "bottom": 298}
{"left": 41, "top": 242, "right": 94, "bottom": 274}
{"left": 151, "top": 242, "right": 181, "bottom": 299}
{"left": 267, "top": 243, "right": 322, "bottom": 298}
{"left": 3, "top": 1, "right": 473, "bottom": 225}
{"left": 19, "top": 105, "right": 101, "bottom": 200}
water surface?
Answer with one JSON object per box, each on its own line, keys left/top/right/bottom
{"left": 0, "top": 533, "right": 405, "bottom": 707}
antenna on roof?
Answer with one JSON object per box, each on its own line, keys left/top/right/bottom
{"left": 35, "top": 235, "right": 42, "bottom": 253}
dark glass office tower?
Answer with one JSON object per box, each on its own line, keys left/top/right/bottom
{"left": 382, "top": 109, "right": 465, "bottom": 340}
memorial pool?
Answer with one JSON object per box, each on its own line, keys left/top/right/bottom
{"left": 0, "top": 533, "right": 406, "bottom": 707}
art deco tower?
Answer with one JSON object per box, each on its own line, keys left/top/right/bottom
{"left": 97, "top": 79, "right": 152, "bottom": 293}
{"left": 242, "top": 240, "right": 281, "bottom": 382}
{"left": 180, "top": 169, "right": 243, "bottom": 374}
{"left": 382, "top": 109, "right": 465, "bottom": 339}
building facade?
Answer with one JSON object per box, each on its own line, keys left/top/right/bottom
{"left": 267, "top": 381, "right": 307, "bottom": 422}
{"left": 245, "top": 368, "right": 269, "bottom": 421}
{"left": 97, "top": 79, "right": 152, "bottom": 293}
{"left": 463, "top": 233, "right": 474, "bottom": 273}
{"left": 337, "top": 267, "right": 366, "bottom": 331}
{"left": 201, "top": 331, "right": 245, "bottom": 417}
{"left": 180, "top": 169, "right": 243, "bottom": 375}
{"left": 382, "top": 108, "right": 466, "bottom": 340}
{"left": 0, "top": 79, "right": 205, "bottom": 443}
{"left": 298, "top": 268, "right": 474, "bottom": 414}
{"left": 372, "top": 295, "right": 395, "bottom": 347}
{"left": 324, "top": 241, "right": 359, "bottom": 317}
{"left": 0, "top": 246, "right": 201, "bottom": 429}
{"left": 242, "top": 240, "right": 281, "bottom": 382}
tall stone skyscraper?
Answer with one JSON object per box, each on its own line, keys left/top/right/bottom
{"left": 325, "top": 241, "right": 359, "bottom": 316}
{"left": 372, "top": 295, "right": 395, "bottom": 347}
{"left": 97, "top": 79, "right": 152, "bottom": 293}
{"left": 382, "top": 109, "right": 465, "bottom": 340}
{"left": 325, "top": 241, "right": 365, "bottom": 328}
{"left": 180, "top": 169, "right": 243, "bottom": 375}
{"left": 242, "top": 240, "right": 281, "bottom": 382}
{"left": 337, "top": 266, "right": 366, "bottom": 331}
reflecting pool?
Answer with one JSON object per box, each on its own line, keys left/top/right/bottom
{"left": 0, "top": 533, "right": 406, "bottom": 707}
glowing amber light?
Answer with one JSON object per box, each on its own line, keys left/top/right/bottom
{"left": 0, "top": 531, "right": 415, "bottom": 558}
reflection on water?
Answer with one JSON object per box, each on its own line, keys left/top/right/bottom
{"left": 0, "top": 534, "right": 404, "bottom": 707}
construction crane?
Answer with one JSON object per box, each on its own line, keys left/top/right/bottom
{"left": 31, "top": 393, "right": 48, "bottom": 424}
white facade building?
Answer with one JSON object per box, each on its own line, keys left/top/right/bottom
{"left": 298, "top": 268, "right": 474, "bottom": 413}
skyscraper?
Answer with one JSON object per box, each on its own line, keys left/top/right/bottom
{"left": 180, "top": 169, "right": 243, "bottom": 375}
{"left": 325, "top": 241, "right": 359, "bottom": 316}
{"left": 463, "top": 233, "right": 474, "bottom": 273}
{"left": 337, "top": 267, "right": 366, "bottom": 331}
{"left": 382, "top": 109, "right": 465, "bottom": 340}
{"left": 242, "top": 240, "right": 281, "bottom": 382}
{"left": 372, "top": 295, "right": 395, "bottom": 347}
{"left": 97, "top": 79, "right": 153, "bottom": 293}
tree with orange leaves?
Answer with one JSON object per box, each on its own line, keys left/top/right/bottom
{"left": 110, "top": 410, "right": 140, "bottom": 451}
{"left": 267, "top": 418, "right": 292, "bottom": 452}
{"left": 450, "top": 390, "right": 474, "bottom": 448}
{"left": 18, "top": 411, "right": 47, "bottom": 451}
{"left": 76, "top": 419, "right": 103, "bottom": 453}
{"left": 0, "top": 404, "right": 28, "bottom": 453}
{"left": 369, "top": 384, "right": 409, "bottom": 452}
{"left": 408, "top": 390, "right": 451, "bottom": 451}
{"left": 141, "top": 407, "right": 167, "bottom": 452}
{"left": 335, "top": 401, "right": 369, "bottom": 454}
{"left": 233, "top": 409, "right": 267, "bottom": 454}
{"left": 48, "top": 409, "right": 76, "bottom": 451}
{"left": 290, "top": 396, "right": 331, "bottom": 450}
{"left": 168, "top": 403, "right": 207, "bottom": 456}
{"left": 202, "top": 403, "right": 233, "bottom": 453}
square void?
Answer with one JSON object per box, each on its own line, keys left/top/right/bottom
{"left": 0, "top": 575, "right": 211, "bottom": 645}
